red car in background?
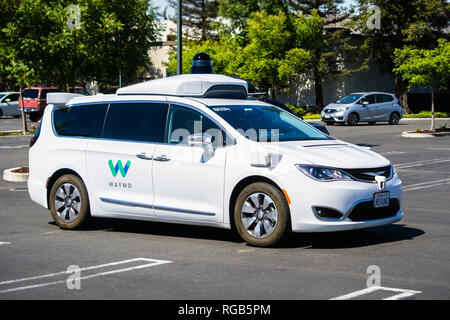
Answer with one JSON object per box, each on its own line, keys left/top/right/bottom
{"left": 19, "top": 86, "right": 87, "bottom": 121}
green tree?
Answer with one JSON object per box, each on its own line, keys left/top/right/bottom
{"left": 356, "top": 0, "right": 449, "bottom": 114}
{"left": 168, "top": 0, "right": 219, "bottom": 41}
{"left": 165, "top": 38, "right": 242, "bottom": 75}
{"left": 1, "top": 0, "right": 161, "bottom": 91}
{"left": 394, "top": 39, "right": 450, "bottom": 131}
{"left": 238, "top": 11, "right": 310, "bottom": 98}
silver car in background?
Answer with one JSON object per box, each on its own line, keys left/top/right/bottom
{"left": 0, "top": 92, "right": 21, "bottom": 118}
{"left": 321, "top": 92, "right": 403, "bottom": 126}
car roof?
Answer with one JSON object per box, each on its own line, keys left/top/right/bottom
{"left": 0, "top": 92, "right": 19, "bottom": 94}
{"left": 351, "top": 92, "right": 395, "bottom": 95}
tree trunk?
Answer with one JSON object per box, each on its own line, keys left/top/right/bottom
{"left": 19, "top": 85, "right": 28, "bottom": 135}
{"left": 430, "top": 87, "right": 435, "bottom": 132}
{"left": 313, "top": 52, "right": 324, "bottom": 112}
{"left": 394, "top": 74, "right": 411, "bottom": 114}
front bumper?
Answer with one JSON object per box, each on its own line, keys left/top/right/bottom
{"left": 321, "top": 111, "right": 347, "bottom": 122}
{"left": 278, "top": 170, "right": 403, "bottom": 232}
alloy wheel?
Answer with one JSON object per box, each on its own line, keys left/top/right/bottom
{"left": 241, "top": 193, "right": 278, "bottom": 239}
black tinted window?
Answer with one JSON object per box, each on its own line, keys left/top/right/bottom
{"left": 22, "top": 89, "right": 39, "bottom": 99}
{"left": 377, "top": 94, "right": 394, "bottom": 103}
{"left": 167, "top": 105, "right": 226, "bottom": 147}
{"left": 8, "top": 94, "right": 19, "bottom": 101}
{"left": 359, "top": 94, "right": 376, "bottom": 105}
{"left": 41, "top": 89, "right": 59, "bottom": 99}
{"left": 103, "top": 103, "right": 168, "bottom": 143}
{"left": 53, "top": 104, "right": 107, "bottom": 138}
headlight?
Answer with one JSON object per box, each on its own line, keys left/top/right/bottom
{"left": 296, "top": 165, "right": 353, "bottom": 181}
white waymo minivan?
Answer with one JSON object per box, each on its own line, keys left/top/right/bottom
{"left": 28, "top": 74, "right": 403, "bottom": 247}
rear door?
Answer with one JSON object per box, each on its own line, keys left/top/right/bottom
{"left": 86, "top": 99, "right": 168, "bottom": 217}
{"left": 376, "top": 94, "right": 395, "bottom": 121}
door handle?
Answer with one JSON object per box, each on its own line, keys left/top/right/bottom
{"left": 136, "top": 153, "right": 153, "bottom": 160}
{"left": 153, "top": 155, "right": 171, "bottom": 162}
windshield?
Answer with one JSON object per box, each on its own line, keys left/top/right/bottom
{"left": 208, "top": 105, "right": 329, "bottom": 142}
{"left": 336, "top": 94, "right": 364, "bottom": 104}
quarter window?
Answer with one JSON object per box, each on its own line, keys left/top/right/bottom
{"left": 102, "top": 102, "right": 168, "bottom": 143}
{"left": 53, "top": 104, "right": 107, "bottom": 138}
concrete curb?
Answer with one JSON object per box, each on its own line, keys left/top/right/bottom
{"left": 3, "top": 167, "right": 29, "bottom": 182}
{"left": 402, "top": 131, "right": 450, "bottom": 138}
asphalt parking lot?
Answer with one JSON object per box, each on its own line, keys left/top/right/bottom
{"left": 0, "top": 116, "right": 449, "bottom": 300}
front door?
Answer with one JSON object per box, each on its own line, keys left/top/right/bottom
{"left": 152, "top": 101, "right": 229, "bottom": 223}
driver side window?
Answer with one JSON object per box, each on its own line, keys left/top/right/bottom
{"left": 358, "top": 95, "right": 376, "bottom": 105}
{"left": 166, "top": 105, "right": 227, "bottom": 147}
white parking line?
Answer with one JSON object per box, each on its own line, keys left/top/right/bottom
{"left": 0, "top": 257, "right": 172, "bottom": 294}
{"left": 403, "top": 178, "right": 450, "bottom": 192}
{"left": 330, "top": 286, "right": 421, "bottom": 300}
{"left": 0, "top": 145, "right": 28, "bottom": 149}
{"left": 0, "top": 241, "right": 11, "bottom": 246}
{"left": 395, "top": 159, "right": 450, "bottom": 169}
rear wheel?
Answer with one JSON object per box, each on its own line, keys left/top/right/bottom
{"left": 49, "top": 174, "right": 91, "bottom": 230}
{"left": 389, "top": 112, "right": 400, "bottom": 125}
{"left": 234, "top": 182, "right": 290, "bottom": 247}
{"left": 347, "top": 113, "right": 359, "bottom": 126}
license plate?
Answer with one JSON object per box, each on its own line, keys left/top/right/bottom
{"left": 373, "top": 191, "right": 390, "bottom": 208}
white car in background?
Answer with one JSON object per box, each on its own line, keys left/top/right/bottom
{"left": 0, "top": 92, "right": 21, "bottom": 118}
{"left": 28, "top": 75, "right": 403, "bottom": 247}
{"left": 321, "top": 92, "right": 403, "bottom": 126}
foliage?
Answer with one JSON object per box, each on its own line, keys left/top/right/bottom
{"left": 0, "top": 0, "right": 161, "bottom": 89}
{"left": 404, "top": 111, "right": 450, "bottom": 118}
{"left": 393, "top": 39, "right": 450, "bottom": 91}
{"left": 168, "top": 0, "right": 219, "bottom": 40}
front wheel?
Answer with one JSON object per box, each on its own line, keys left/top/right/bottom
{"left": 347, "top": 113, "right": 359, "bottom": 126}
{"left": 49, "top": 174, "right": 91, "bottom": 230}
{"left": 234, "top": 183, "right": 290, "bottom": 247}
{"left": 389, "top": 112, "right": 400, "bottom": 125}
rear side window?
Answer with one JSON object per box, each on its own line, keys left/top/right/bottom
{"left": 377, "top": 94, "right": 394, "bottom": 103}
{"left": 102, "top": 102, "right": 169, "bottom": 143}
{"left": 53, "top": 104, "right": 107, "bottom": 138}
{"left": 22, "top": 89, "right": 39, "bottom": 99}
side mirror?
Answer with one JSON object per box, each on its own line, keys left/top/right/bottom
{"left": 5, "top": 98, "right": 11, "bottom": 103}
{"left": 362, "top": 101, "right": 369, "bottom": 106}
{"left": 187, "top": 133, "right": 215, "bottom": 156}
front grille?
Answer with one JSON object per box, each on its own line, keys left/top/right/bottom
{"left": 341, "top": 166, "right": 391, "bottom": 182}
{"left": 347, "top": 198, "right": 400, "bottom": 221}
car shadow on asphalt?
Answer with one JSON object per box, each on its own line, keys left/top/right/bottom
{"left": 51, "top": 219, "right": 424, "bottom": 249}
{"left": 283, "top": 224, "right": 425, "bottom": 249}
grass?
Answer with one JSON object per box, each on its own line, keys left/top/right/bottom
{"left": 404, "top": 111, "right": 450, "bottom": 118}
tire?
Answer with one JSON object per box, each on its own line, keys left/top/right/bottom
{"left": 234, "top": 182, "right": 291, "bottom": 247}
{"left": 49, "top": 174, "right": 91, "bottom": 230}
{"left": 0, "top": 109, "right": 3, "bottom": 117}
{"left": 347, "top": 113, "right": 359, "bottom": 126}
{"left": 29, "top": 113, "right": 41, "bottom": 122}
{"left": 324, "top": 121, "right": 334, "bottom": 126}
{"left": 389, "top": 112, "right": 400, "bottom": 125}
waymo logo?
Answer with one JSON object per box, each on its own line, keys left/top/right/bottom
{"left": 108, "top": 160, "right": 131, "bottom": 178}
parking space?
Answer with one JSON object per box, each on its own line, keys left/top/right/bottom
{"left": 0, "top": 118, "right": 449, "bottom": 300}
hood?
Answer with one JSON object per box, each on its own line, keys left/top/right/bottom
{"left": 263, "top": 140, "right": 390, "bottom": 169}
{"left": 324, "top": 103, "right": 349, "bottom": 110}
